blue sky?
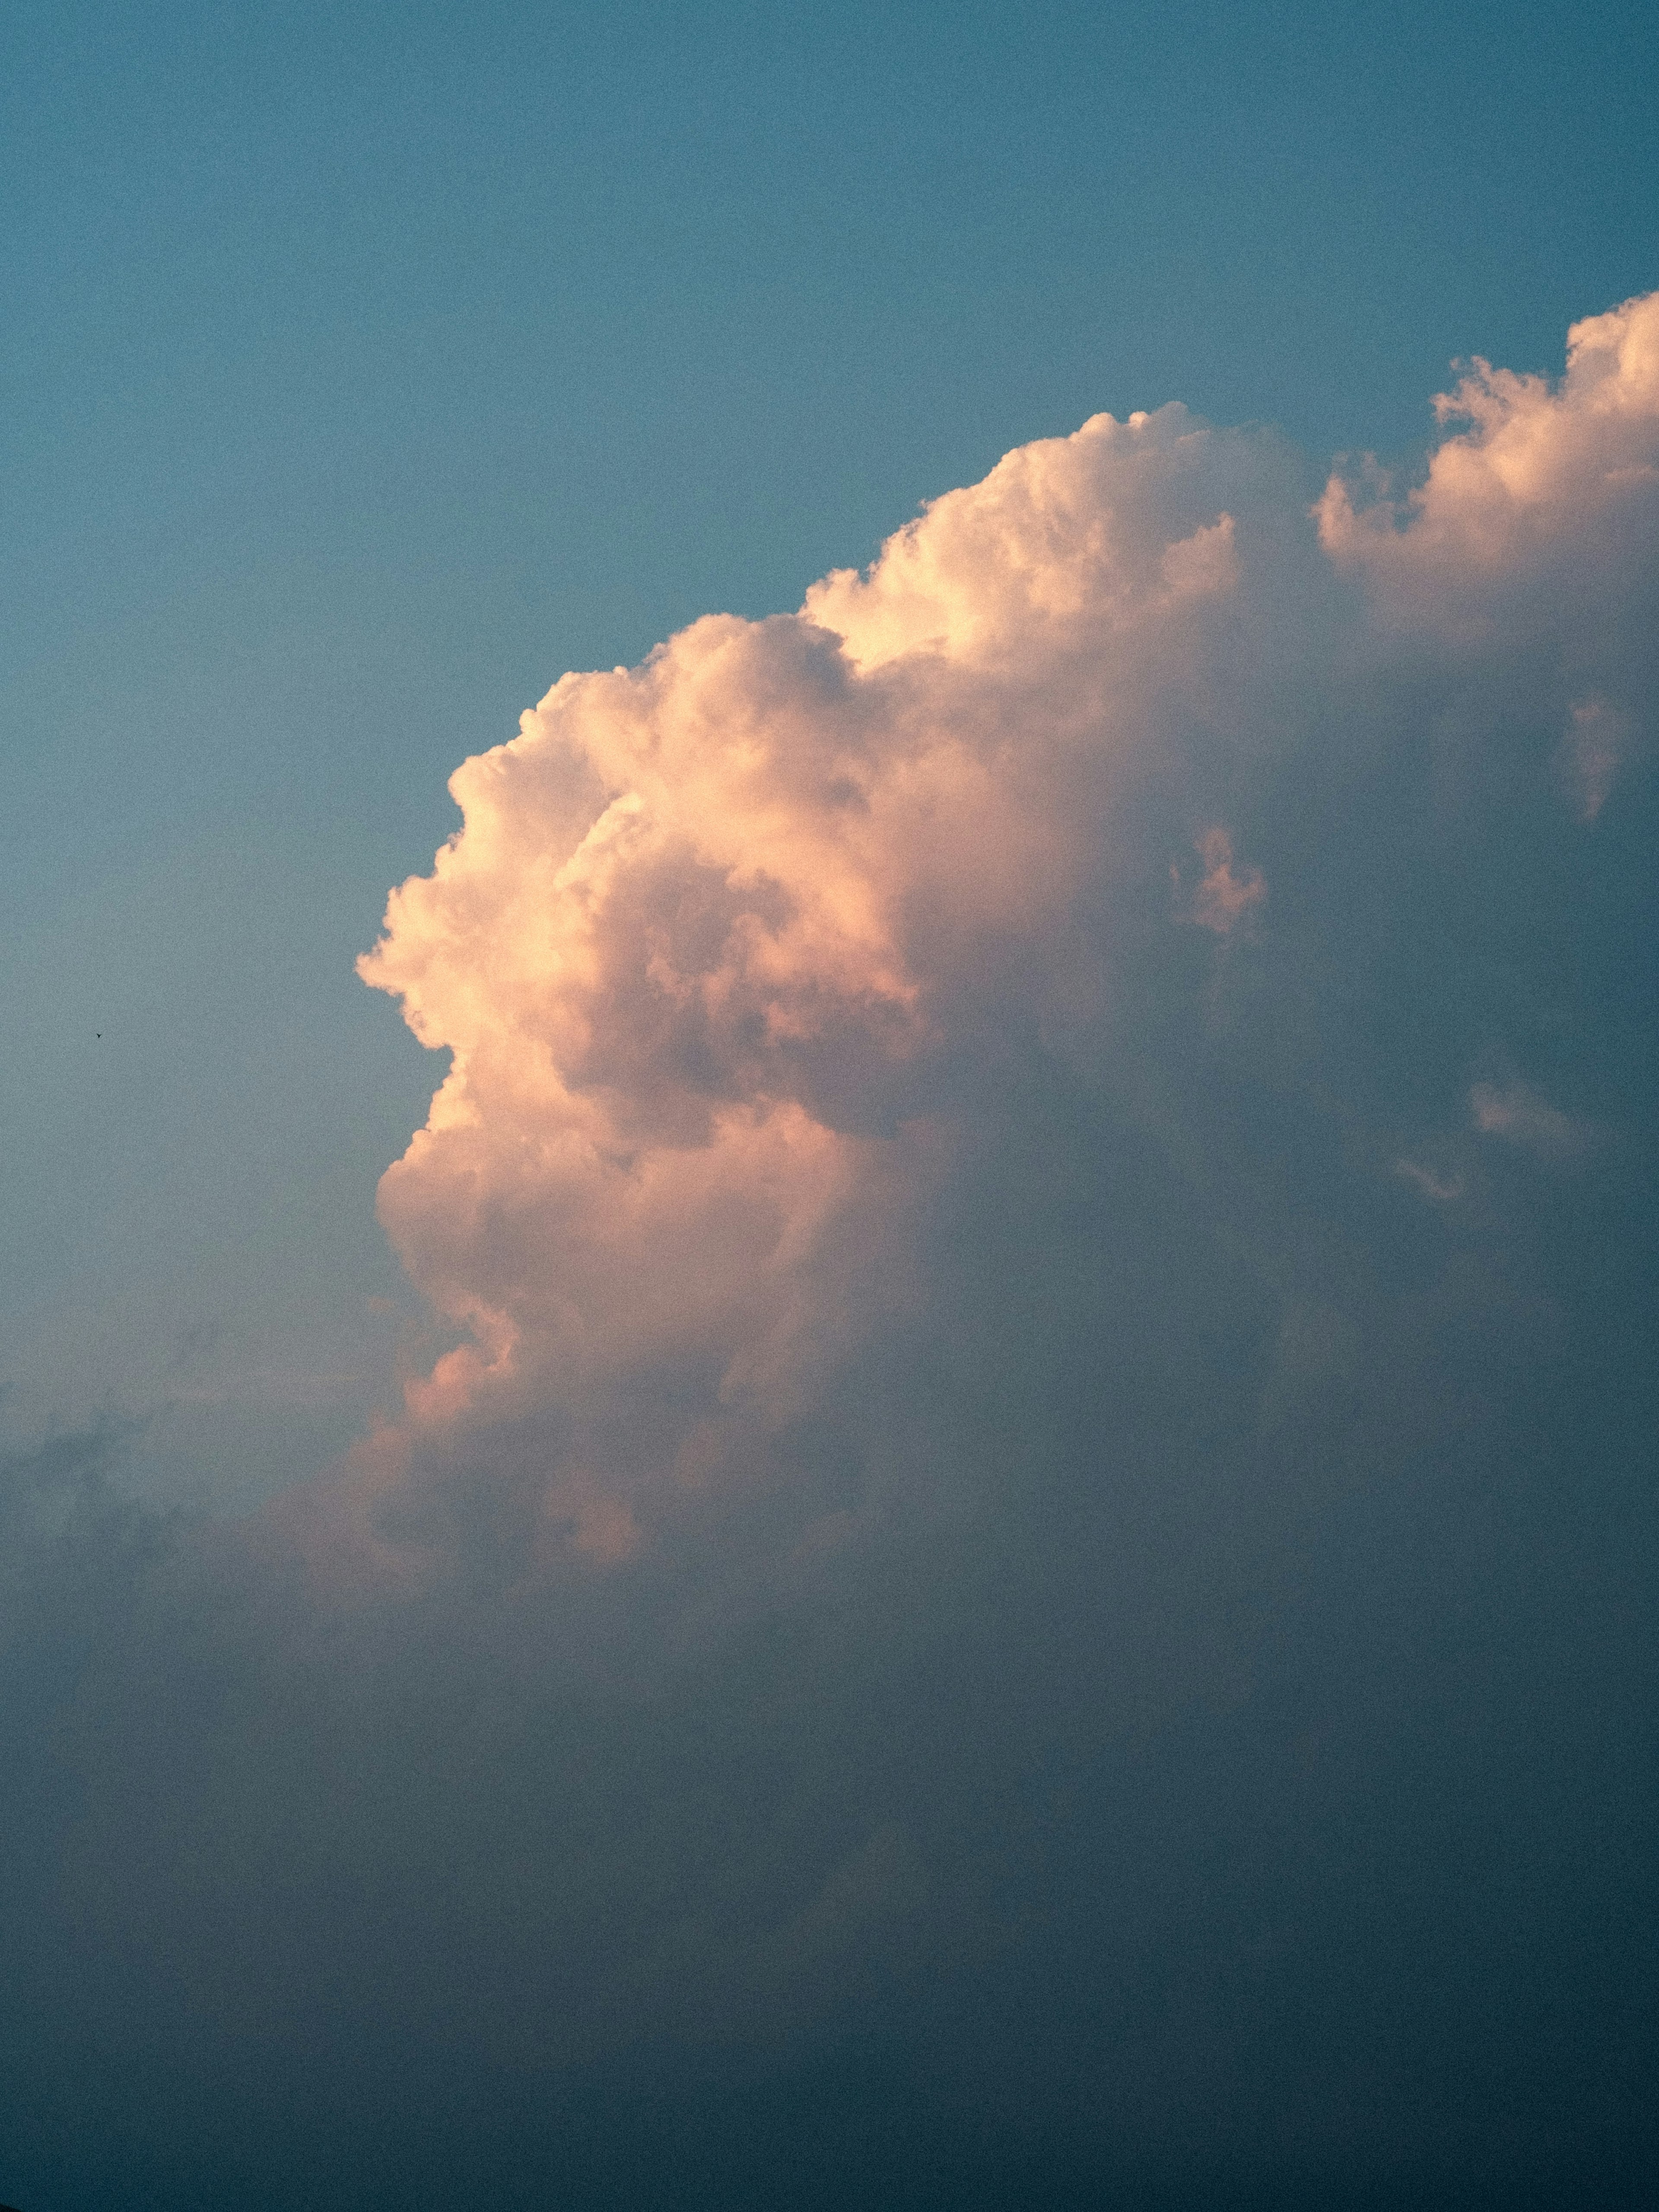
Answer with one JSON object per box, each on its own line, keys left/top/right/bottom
{"left": 2, "top": 7, "right": 1657, "bottom": 2207}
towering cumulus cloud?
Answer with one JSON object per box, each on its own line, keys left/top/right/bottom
{"left": 6, "top": 299, "right": 1657, "bottom": 2212}
{"left": 343, "top": 294, "right": 1657, "bottom": 1601}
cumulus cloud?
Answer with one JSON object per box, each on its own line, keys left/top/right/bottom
{"left": 6, "top": 299, "right": 1659, "bottom": 2210}
{"left": 334, "top": 400, "right": 1309, "bottom": 1587}
{"left": 1394, "top": 1157, "right": 1464, "bottom": 1203}
{"left": 1316, "top": 291, "right": 1659, "bottom": 609}
{"left": 330, "top": 296, "right": 1659, "bottom": 1600}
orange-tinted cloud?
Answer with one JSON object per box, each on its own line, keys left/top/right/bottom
{"left": 327, "top": 296, "right": 1659, "bottom": 1589}
{"left": 1316, "top": 290, "right": 1659, "bottom": 605}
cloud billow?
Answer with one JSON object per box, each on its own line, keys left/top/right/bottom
{"left": 4, "top": 297, "right": 1658, "bottom": 2210}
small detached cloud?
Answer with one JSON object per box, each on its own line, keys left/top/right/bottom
{"left": 1559, "top": 693, "right": 1636, "bottom": 823}
{"left": 1395, "top": 1157, "right": 1464, "bottom": 1203}
{"left": 1469, "top": 1079, "right": 1589, "bottom": 1157}
{"left": 1316, "top": 290, "right": 1659, "bottom": 613}
{"left": 1187, "top": 826, "right": 1267, "bottom": 935}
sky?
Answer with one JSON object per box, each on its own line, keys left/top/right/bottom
{"left": 2, "top": 3, "right": 1657, "bottom": 2207}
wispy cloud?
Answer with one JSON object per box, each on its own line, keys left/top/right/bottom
{"left": 1469, "top": 1078, "right": 1588, "bottom": 1156}
{"left": 1188, "top": 826, "right": 1267, "bottom": 935}
{"left": 1559, "top": 693, "right": 1637, "bottom": 823}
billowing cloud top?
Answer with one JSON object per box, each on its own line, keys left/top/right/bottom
{"left": 1319, "top": 294, "right": 1659, "bottom": 607}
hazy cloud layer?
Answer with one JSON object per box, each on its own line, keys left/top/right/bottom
{"left": 4, "top": 298, "right": 1658, "bottom": 2210}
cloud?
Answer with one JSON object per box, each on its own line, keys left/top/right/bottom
{"left": 339, "top": 401, "right": 1306, "bottom": 1588}
{"left": 338, "top": 299, "right": 1659, "bottom": 1598}
{"left": 1469, "top": 1078, "right": 1587, "bottom": 1157}
{"left": 1394, "top": 1157, "right": 1463, "bottom": 1203}
{"left": 1316, "top": 290, "right": 1659, "bottom": 609}
{"left": 6, "top": 300, "right": 1659, "bottom": 2209}
{"left": 1316, "top": 292, "right": 1659, "bottom": 842}
{"left": 1559, "top": 693, "right": 1636, "bottom": 823}
{"left": 1187, "top": 825, "right": 1267, "bottom": 934}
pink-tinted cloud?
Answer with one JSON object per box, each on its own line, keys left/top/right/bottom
{"left": 340, "top": 405, "right": 1285, "bottom": 1581}
{"left": 1316, "top": 291, "right": 1659, "bottom": 612}
{"left": 1469, "top": 1079, "right": 1586, "bottom": 1157}
{"left": 1188, "top": 827, "right": 1266, "bottom": 935}
{"left": 319, "top": 296, "right": 1659, "bottom": 1589}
